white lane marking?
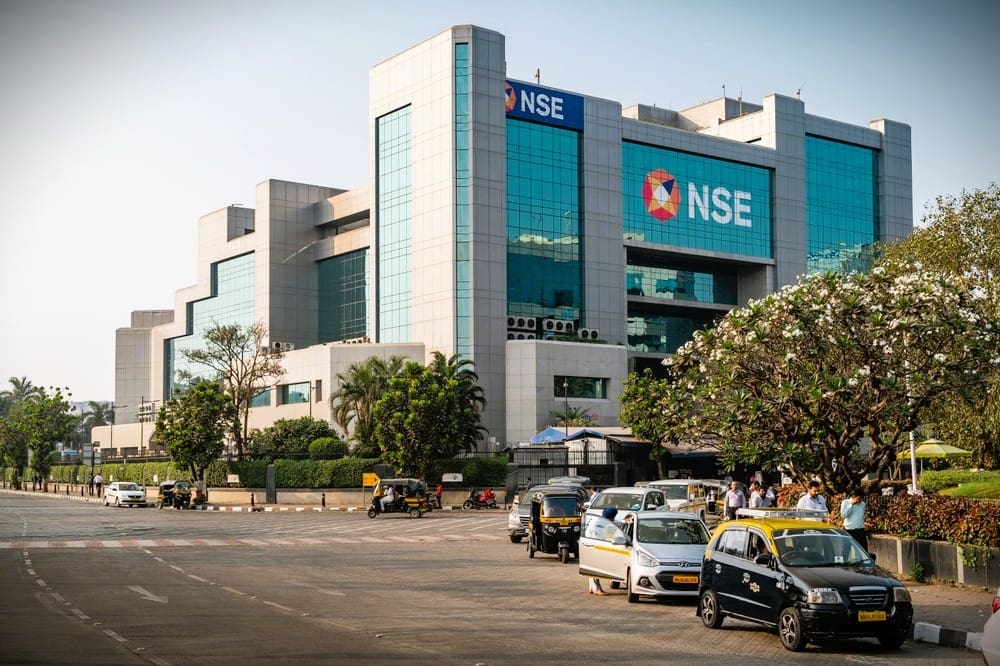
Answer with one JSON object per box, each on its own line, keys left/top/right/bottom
{"left": 128, "top": 585, "right": 168, "bottom": 604}
{"left": 170, "top": 565, "right": 184, "bottom": 572}
{"left": 287, "top": 581, "right": 345, "bottom": 596}
{"left": 187, "top": 574, "right": 206, "bottom": 582}
{"left": 263, "top": 600, "right": 295, "bottom": 612}
{"left": 26, "top": 568, "right": 35, "bottom": 575}
{"left": 35, "top": 578, "right": 47, "bottom": 587}
{"left": 102, "top": 629, "right": 128, "bottom": 643}
{"left": 71, "top": 608, "right": 90, "bottom": 620}
{"left": 222, "top": 586, "right": 246, "bottom": 596}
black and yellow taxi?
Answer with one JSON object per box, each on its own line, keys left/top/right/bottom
{"left": 697, "top": 508, "right": 913, "bottom": 651}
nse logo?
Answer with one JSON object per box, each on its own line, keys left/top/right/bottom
{"left": 642, "top": 168, "right": 752, "bottom": 227}
{"left": 504, "top": 80, "right": 584, "bottom": 130}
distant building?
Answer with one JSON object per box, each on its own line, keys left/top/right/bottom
{"left": 94, "top": 25, "right": 911, "bottom": 456}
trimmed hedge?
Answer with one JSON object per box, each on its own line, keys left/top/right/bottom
{"left": 917, "top": 469, "right": 1000, "bottom": 494}
{"left": 867, "top": 493, "right": 1000, "bottom": 548}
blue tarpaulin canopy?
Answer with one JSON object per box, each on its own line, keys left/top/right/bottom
{"left": 529, "top": 427, "right": 606, "bottom": 444}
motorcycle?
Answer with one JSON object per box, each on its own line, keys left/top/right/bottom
{"left": 463, "top": 489, "right": 498, "bottom": 510}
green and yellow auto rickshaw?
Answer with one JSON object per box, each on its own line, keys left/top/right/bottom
{"left": 157, "top": 480, "right": 192, "bottom": 510}
{"left": 527, "top": 489, "right": 583, "bottom": 563}
{"left": 367, "top": 478, "right": 431, "bottom": 518}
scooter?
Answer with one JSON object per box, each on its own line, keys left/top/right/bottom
{"left": 463, "top": 490, "right": 498, "bottom": 510}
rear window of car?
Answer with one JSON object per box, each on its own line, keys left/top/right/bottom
{"left": 591, "top": 492, "right": 643, "bottom": 511}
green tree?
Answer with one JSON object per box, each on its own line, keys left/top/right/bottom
{"left": 372, "top": 353, "right": 487, "bottom": 478}
{"left": 181, "top": 321, "right": 285, "bottom": 461}
{"left": 21, "top": 387, "right": 77, "bottom": 488}
{"left": 620, "top": 369, "right": 686, "bottom": 478}
{"left": 155, "top": 381, "right": 234, "bottom": 482}
{"left": 0, "top": 376, "right": 43, "bottom": 418}
{"left": 622, "top": 267, "right": 999, "bottom": 494}
{"left": 330, "top": 355, "right": 406, "bottom": 455}
{"left": 249, "top": 417, "right": 339, "bottom": 460}
{"left": 880, "top": 184, "right": 1000, "bottom": 469}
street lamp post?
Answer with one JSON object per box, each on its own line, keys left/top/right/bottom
{"left": 90, "top": 441, "right": 99, "bottom": 495}
{"left": 563, "top": 379, "right": 569, "bottom": 441}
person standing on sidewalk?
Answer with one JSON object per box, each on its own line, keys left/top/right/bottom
{"left": 840, "top": 488, "right": 868, "bottom": 550}
{"left": 724, "top": 481, "right": 745, "bottom": 520}
{"left": 93, "top": 473, "right": 104, "bottom": 498}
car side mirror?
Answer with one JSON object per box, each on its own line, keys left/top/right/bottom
{"left": 868, "top": 552, "right": 877, "bottom": 562}
{"left": 754, "top": 553, "right": 772, "bottom": 567}
{"left": 583, "top": 501, "right": 591, "bottom": 510}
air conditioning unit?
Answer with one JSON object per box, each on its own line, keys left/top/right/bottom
{"left": 507, "top": 332, "right": 516, "bottom": 340}
{"left": 564, "top": 321, "right": 575, "bottom": 333}
{"left": 507, "top": 316, "right": 537, "bottom": 331}
{"left": 282, "top": 342, "right": 295, "bottom": 352}
{"left": 525, "top": 333, "right": 536, "bottom": 340}
{"left": 578, "top": 328, "right": 591, "bottom": 339}
{"left": 273, "top": 341, "right": 283, "bottom": 351}
{"left": 587, "top": 328, "right": 599, "bottom": 340}
{"left": 543, "top": 318, "right": 557, "bottom": 332}
{"left": 506, "top": 316, "right": 517, "bottom": 328}
{"left": 524, "top": 317, "right": 536, "bottom": 331}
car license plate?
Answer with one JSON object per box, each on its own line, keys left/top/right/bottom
{"left": 857, "top": 610, "right": 886, "bottom": 622}
{"left": 673, "top": 575, "right": 698, "bottom": 584}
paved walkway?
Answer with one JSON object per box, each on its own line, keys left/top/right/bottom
{"left": 906, "top": 579, "right": 995, "bottom": 651}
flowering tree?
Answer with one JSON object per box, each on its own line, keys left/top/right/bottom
{"left": 627, "top": 267, "right": 999, "bottom": 494}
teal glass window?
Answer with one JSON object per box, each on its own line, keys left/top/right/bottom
{"left": 554, "top": 375, "right": 608, "bottom": 400}
{"left": 250, "top": 389, "right": 271, "bottom": 408}
{"left": 805, "top": 136, "right": 878, "bottom": 274}
{"left": 164, "top": 252, "right": 255, "bottom": 397}
{"left": 318, "top": 249, "right": 367, "bottom": 342}
{"left": 377, "top": 106, "right": 412, "bottom": 343}
{"left": 627, "top": 307, "right": 717, "bottom": 354}
{"left": 623, "top": 142, "right": 771, "bottom": 257}
{"left": 279, "top": 382, "right": 310, "bottom": 405}
{"left": 455, "top": 43, "right": 471, "bottom": 356}
{"left": 507, "top": 118, "right": 582, "bottom": 322}
{"left": 625, "top": 263, "right": 737, "bottom": 305}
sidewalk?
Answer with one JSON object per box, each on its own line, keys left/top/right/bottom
{"left": 906, "top": 580, "right": 995, "bottom": 652}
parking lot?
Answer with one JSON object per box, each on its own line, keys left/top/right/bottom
{"left": 0, "top": 492, "right": 983, "bottom": 665}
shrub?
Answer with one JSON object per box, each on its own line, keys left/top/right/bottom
{"left": 919, "top": 469, "right": 1000, "bottom": 494}
{"left": 309, "top": 437, "right": 348, "bottom": 460}
{"left": 867, "top": 494, "right": 1000, "bottom": 549}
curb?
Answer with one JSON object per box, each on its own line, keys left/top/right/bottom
{"left": 913, "top": 621, "right": 983, "bottom": 652}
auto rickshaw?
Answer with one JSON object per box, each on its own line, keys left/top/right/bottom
{"left": 157, "top": 480, "right": 192, "bottom": 510}
{"left": 367, "top": 478, "right": 431, "bottom": 518}
{"left": 527, "top": 489, "right": 583, "bottom": 563}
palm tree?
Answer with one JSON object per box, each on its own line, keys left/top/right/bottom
{"left": 330, "top": 355, "right": 407, "bottom": 454}
{"left": 427, "top": 352, "right": 487, "bottom": 454}
{"left": 1, "top": 376, "right": 42, "bottom": 404}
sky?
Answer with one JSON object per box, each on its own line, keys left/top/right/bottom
{"left": 1, "top": 0, "right": 997, "bottom": 403}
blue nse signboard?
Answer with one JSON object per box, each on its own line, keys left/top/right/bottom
{"left": 505, "top": 80, "right": 583, "bottom": 130}
{"left": 623, "top": 142, "right": 772, "bottom": 258}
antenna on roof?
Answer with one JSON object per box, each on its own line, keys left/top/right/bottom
{"left": 722, "top": 84, "right": 726, "bottom": 99}
{"left": 796, "top": 83, "right": 805, "bottom": 99}
{"left": 535, "top": 68, "right": 540, "bottom": 84}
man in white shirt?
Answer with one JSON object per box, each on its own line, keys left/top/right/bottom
{"left": 796, "top": 480, "right": 828, "bottom": 512}
{"left": 380, "top": 485, "right": 396, "bottom": 512}
{"left": 724, "top": 481, "right": 745, "bottom": 520}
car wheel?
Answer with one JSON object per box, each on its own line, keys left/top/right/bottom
{"left": 103, "top": 496, "right": 109, "bottom": 506}
{"left": 115, "top": 497, "right": 120, "bottom": 507}
{"left": 699, "top": 590, "right": 724, "bottom": 628}
{"left": 528, "top": 543, "right": 535, "bottom": 558}
{"left": 560, "top": 546, "right": 569, "bottom": 564}
{"left": 626, "top": 569, "right": 639, "bottom": 603}
{"left": 367, "top": 508, "right": 378, "bottom": 519}
{"left": 509, "top": 535, "right": 522, "bottom": 544}
{"left": 779, "top": 606, "right": 807, "bottom": 651}
{"left": 409, "top": 507, "right": 421, "bottom": 518}
{"left": 878, "top": 633, "right": 906, "bottom": 649}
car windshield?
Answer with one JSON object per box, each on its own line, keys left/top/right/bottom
{"left": 118, "top": 483, "right": 140, "bottom": 491}
{"left": 542, "top": 496, "right": 580, "bottom": 517}
{"left": 656, "top": 486, "right": 690, "bottom": 500}
{"left": 773, "top": 528, "right": 873, "bottom": 566}
{"left": 174, "top": 482, "right": 191, "bottom": 490}
{"left": 635, "top": 517, "right": 709, "bottom": 545}
{"left": 591, "top": 492, "right": 643, "bottom": 511}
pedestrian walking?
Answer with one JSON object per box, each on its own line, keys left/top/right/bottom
{"left": 93, "top": 473, "right": 104, "bottom": 498}
{"left": 840, "top": 488, "right": 868, "bottom": 550}
{"left": 88, "top": 474, "right": 95, "bottom": 497}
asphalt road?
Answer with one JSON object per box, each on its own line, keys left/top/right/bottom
{"left": 0, "top": 493, "right": 982, "bottom": 665}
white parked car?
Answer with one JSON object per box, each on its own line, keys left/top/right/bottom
{"left": 647, "top": 479, "right": 713, "bottom": 521}
{"left": 984, "top": 584, "right": 1000, "bottom": 666}
{"left": 104, "top": 482, "right": 147, "bottom": 508}
{"left": 583, "top": 486, "right": 666, "bottom": 524}
{"left": 579, "top": 509, "right": 710, "bottom": 601}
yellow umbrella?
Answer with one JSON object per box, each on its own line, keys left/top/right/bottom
{"left": 898, "top": 440, "right": 972, "bottom": 460}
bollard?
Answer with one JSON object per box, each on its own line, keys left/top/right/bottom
{"left": 81, "top": 486, "right": 84, "bottom": 497}
{"left": 250, "top": 493, "right": 255, "bottom": 507}
{"left": 66, "top": 485, "right": 69, "bottom": 495}
{"left": 321, "top": 492, "right": 326, "bottom": 508}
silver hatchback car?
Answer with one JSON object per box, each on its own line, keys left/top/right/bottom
{"left": 579, "top": 510, "right": 709, "bottom": 601}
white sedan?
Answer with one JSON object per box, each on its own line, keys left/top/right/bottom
{"left": 579, "top": 509, "right": 709, "bottom": 601}
{"left": 103, "top": 482, "right": 147, "bottom": 507}
{"left": 984, "top": 584, "right": 1000, "bottom": 666}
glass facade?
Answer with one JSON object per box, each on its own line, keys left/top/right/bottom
{"left": 376, "top": 106, "right": 412, "bottom": 343}
{"left": 455, "top": 43, "right": 471, "bottom": 357}
{"left": 623, "top": 142, "right": 772, "bottom": 257}
{"left": 164, "top": 252, "right": 255, "bottom": 397}
{"left": 250, "top": 389, "right": 271, "bottom": 408}
{"left": 625, "top": 264, "right": 737, "bottom": 305}
{"left": 627, "top": 307, "right": 718, "bottom": 354}
{"left": 318, "top": 250, "right": 367, "bottom": 342}
{"left": 805, "top": 136, "right": 878, "bottom": 274}
{"left": 506, "top": 118, "right": 582, "bottom": 321}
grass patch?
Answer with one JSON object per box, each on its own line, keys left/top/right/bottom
{"left": 939, "top": 481, "right": 1000, "bottom": 499}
